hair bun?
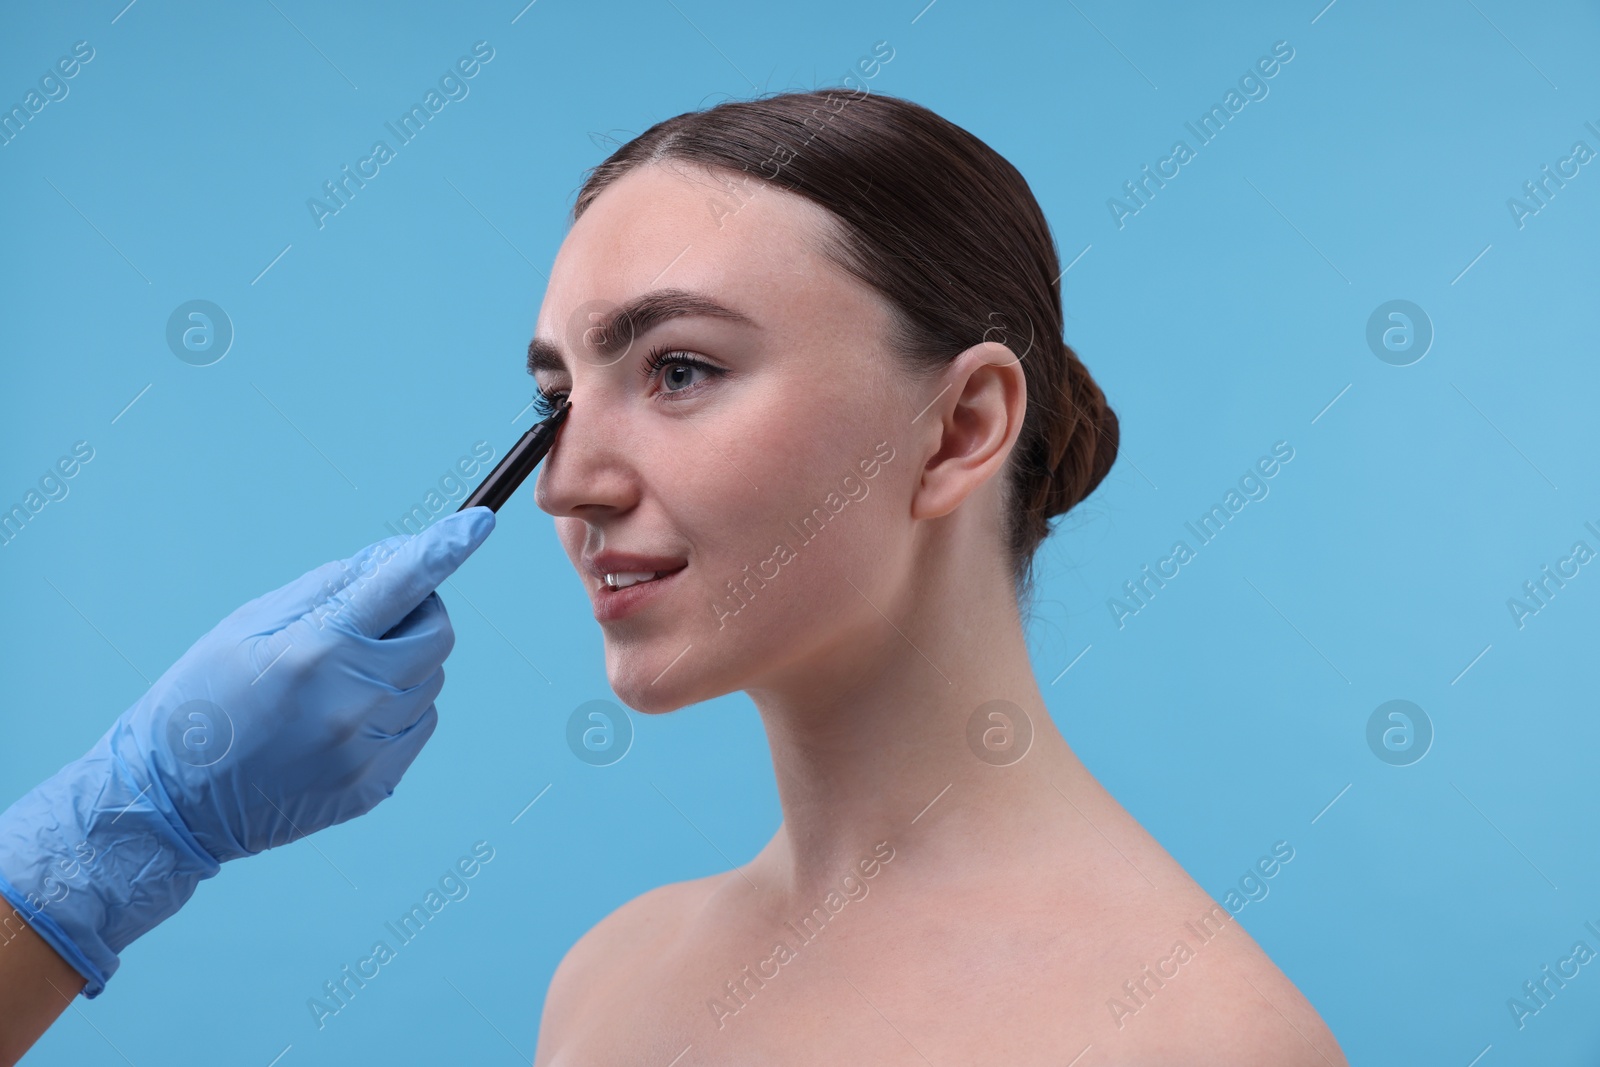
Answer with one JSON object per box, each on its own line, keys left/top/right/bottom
{"left": 1041, "top": 343, "right": 1118, "bottom": 519}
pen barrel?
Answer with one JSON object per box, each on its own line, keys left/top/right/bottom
{"left": 459, "top": 422, "right": 555, "bottom": 512}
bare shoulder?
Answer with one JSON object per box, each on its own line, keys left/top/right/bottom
{"left": 533, "top": 872, "right": 720, "bottom": 1064}
{"left": 1100, "top": 892, "right": 1349, "bottom": 1066}
{"left": 1029, "top": 773, "right": 1346, "bottom": 1064}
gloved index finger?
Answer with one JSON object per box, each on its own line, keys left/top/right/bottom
{"left": 313, "top": 507, "right": 495, "bottom": 639}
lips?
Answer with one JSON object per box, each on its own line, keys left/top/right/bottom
{"left": 584, "top": 551, "right": 688, "bottom": 623}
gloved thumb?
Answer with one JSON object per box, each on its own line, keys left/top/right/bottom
{"left": 318, "top": 507, "right": 495, "bottom": 640}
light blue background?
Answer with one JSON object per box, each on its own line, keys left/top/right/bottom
{"left": 3, "top": 1, "right": 1598, "bottom": 1063}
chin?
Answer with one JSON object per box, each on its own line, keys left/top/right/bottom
{"left": 604, "top": 643, "right": 708, "bottom": 715}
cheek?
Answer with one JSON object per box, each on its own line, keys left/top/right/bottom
{"left": 591, "top": 372, "right": 909, "bottom": 704}
{"left": 687, "top": 424, "right": 897, "bottom": 631}
{"left": 673, "top": 391, "right": 813, "bottom": 533}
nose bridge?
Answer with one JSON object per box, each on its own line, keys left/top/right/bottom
{"left": 534, "top": 393, "right": 633, "bottom": 516}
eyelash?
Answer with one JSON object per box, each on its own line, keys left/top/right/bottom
{"left": 531, "top": 345, "right": 724, "bottom": 418}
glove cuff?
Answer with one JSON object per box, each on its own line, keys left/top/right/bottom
{"left": 0, "top": 871, "right": 111, "bottom": 997}
{"left": 0, "top": 724, "right": 221, "bottom": 999}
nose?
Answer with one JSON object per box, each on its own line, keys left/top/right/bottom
{"left": 533, "top": 396, "right": 641, "bottom": 519}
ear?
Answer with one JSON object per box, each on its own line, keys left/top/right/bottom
{"left": 910, "top": 341, "right": 1027, "bottom": 522}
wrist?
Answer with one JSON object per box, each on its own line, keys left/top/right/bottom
{"left": 0, "top": 871, "right": 108, "bottom": 998}
{"left": 0, "top": 722, "right": 221, "bottom": 998}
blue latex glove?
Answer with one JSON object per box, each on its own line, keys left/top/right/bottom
{"left": 0, "top": 507, "right": 495, "bottom": 997}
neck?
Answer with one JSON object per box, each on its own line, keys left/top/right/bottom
{"left": 743, "top": 531, "right": 1089, "bottom": 902}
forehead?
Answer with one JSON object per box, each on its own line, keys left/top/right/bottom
{"left": 536, "top": 161, "right": 884, "bottom": 355}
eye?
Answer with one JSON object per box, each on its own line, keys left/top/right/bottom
{"left": 661, "top": 361, "right": 706, "bottom": 392}
{"left": 530, "top": 385, "right": 568, "bottom": 420}
{"left": 641, "top": 346, "right": 724, "bottom": 399}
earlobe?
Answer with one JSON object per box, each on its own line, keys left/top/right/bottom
{"left": 909, "top": 343, "right": 1027, "bottom": 522}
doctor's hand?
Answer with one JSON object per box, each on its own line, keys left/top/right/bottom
{"left": 0, "top": 506, "right": 495, "bottom": 1000}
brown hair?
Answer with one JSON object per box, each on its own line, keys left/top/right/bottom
{"left": 570, "top": 88, "right": 1117, "bottom": 598}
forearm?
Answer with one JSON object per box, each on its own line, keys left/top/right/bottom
{"left": 0, "top": 904, "right": 86, "bottom": 1066}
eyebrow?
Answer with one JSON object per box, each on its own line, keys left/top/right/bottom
{"left": 526, "top": 288, "right": 759, "bottom": 376}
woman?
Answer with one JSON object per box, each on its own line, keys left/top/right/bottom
{"left": 527, "top": 89, "right": 1347, "bottom": 1064}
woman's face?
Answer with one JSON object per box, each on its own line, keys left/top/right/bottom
{"left": 532, "top": 161, "right": 925, "bottom": 713}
